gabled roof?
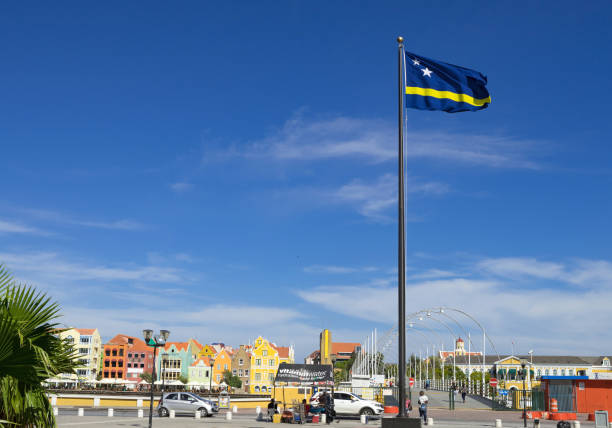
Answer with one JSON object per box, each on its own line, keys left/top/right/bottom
{"left": 191, "top": 339, "right": 204, "bottom": 350}
{"left": 164, "top": 342, "right": 190, "bottom": 352}
{"left": 76, "top": 328, "right": 96, "bottom": 335}
{"left": 106, "top": 334, "right": 146, "bottom": 348}
{"left": 331, "top": 343, "right": 360, "bottom": 355}
{"left": 276, "top": 346, "right": 291, "bottom": 359}
{"left": 190, "top": 356, "right": 211, "bottom": 367}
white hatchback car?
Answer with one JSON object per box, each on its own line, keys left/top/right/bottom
{"left": 311, "top": 391, "right": 384, "bottom": 417}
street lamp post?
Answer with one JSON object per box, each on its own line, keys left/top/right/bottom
{"left": 161, "top": 354, "right": 169, "bottom": 398}
{"left": 521, "top": 359, "right": 527, "bottom": 428}
{"left": 143, "top": 329, "right": 170, "bottom": 428}
{"left": 209, "top": 361, "right": 214, "bottom": 395}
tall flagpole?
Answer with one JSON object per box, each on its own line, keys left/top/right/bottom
{"left": 397, "top": 35, "right": 407, "bottom": 418}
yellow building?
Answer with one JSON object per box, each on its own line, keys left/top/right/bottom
{"left": 57, "top": 328, "right": 102, "bottom": 382}
{"left": 249, "top": 336, "right": 294, "bottom": 393}
{"left": 198, "top": 344, "right": 218, "bottom": 359}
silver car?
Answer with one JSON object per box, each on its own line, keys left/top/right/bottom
{"left": 157, "top": 392, "right": 219, "bottom": 417}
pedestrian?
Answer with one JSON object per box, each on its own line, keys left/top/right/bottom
{"left": 461, "top": 386, "right": 467, "bottom": 403}
{"left": 267, "top": 398, "right": 276, "bottom": 422}
{"left": 405, "top": 398, "right": 413, "bottom": 416}
{"left": 417, "top": 390, "right": 429, "bottom": 425}
{"left": 425, "top": 379, "right": 430, "bottom": 390}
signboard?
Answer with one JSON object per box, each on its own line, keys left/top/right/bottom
{"left": 219, "top": 393, "right": 230, "bottom": 409}
{"left": 489, "top": 378, "right": 498, "bottom": 387}
{"left": 499, "top": 389, "right": 508, "bottom": 396}
{"left": 409, "top": 377, "right": 415, "bottom": 387}
{"left": 274, "top": 363, "right": 333, "bottom": 383}
{"left": 370, "top": 375, "right": 385, "bottom": 386}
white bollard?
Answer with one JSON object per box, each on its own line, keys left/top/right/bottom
{"left": 51, "top": 396, "right": 57, "bottom": 406}
{"left": 137, "top": 399, "right": 143, "bottom": 408}
{"left": 233, "top": 405, "right": 238, "bottom": 413}
{"left": 256, "top": 405, "right": 261, "bottom": 414}
{"left": 573, "top": 422, "right": 580, "bottom": 428}
{"left": 138, "top": 409, "right": 144, "bottom": 418}
{"left": 169, "top": 409, "right": 175, "bottom": 418}
{"left": 495, "top": 419, "right": 502, "bottom": 428}
{"left": 427, "top": 417, "right": 434, "bottom": 425}
{"left": 195, "top": 410, "right": 201, "bottom": 419}
{"left": 93, "top": 397, "right": 100, "bottom": 407}
{"left": 53, "top": 407, "right": 58, "bottom": 416}
{"left": 321, "top": 413, "right": 327, "bottom": 424}
{"left": 108, "top": 408, "right": 114, "bottom": 417}
{"left": 78, "top": 408, "right": 84, "bottom": 417}
{"left": 360, "top": 414, "right": 368, "bottom": 424}
{"left": 226, "top": 411, "right": 232, "bottom": 420}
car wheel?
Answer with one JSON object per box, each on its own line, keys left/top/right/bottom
{"left": 360, "top": 408, "right": 374, "bottom": 416}
{"left": 198, "top": 407, "right": 209, "bottom": 417}
{"left": 158, "top": 407, "right": 169, "bottom": 417}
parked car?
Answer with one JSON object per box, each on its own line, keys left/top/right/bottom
{"left": 157, "top": 392, "right": 219, "bottom": 417}
{"left": 310, "top": 391, "right": 384, "bottom": 417}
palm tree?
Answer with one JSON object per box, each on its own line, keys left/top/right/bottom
{"left": 0, "top": 265, "right": 77, "bottom": 427}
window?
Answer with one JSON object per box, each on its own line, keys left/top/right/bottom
{"left": 239, "top": 369, "right": 243, "bottom": 377}
{"left": 77, "top": 369, "right": 88, "bottom": 376}
{"left": 80, "top": 336, "right": 91, "bottom": 344}
{"left": 118, "top": 361, "right": 123, "bottom": 367}
{"left": 127, "top": 363, "right": 132, "bottom": 368}
{"left": 79, "top": 348, "right": 89, "bottom": 355}
{"left": 537, "top": 369, "right": 542, "bottom": 377}
{"left": 141, "top": 353, "right": 145, "bottom": 358}
{"left": 105, "top": 349, "right": 110, "bottom": 356}
{"left": 206, "top": 370, "right": 210, "bottom": 377}
{"left": 254, "top": 386, "right": 260, "bottom": 392}
{"left": 263, "top": 350, "right": 268, "bottom": 356}
{"left": 268, "top": 373, "right": 274, "bottom": 381}
{"left": 78, "top": 358, "right": 89, "bottom": 365}
{"left": 140, "top": 363, "right": 144, "bottom": 368}
{"left": 604, "top": 358, "right": 611, "bottom": 367}
{"left": 233, "top": 369, "right": 237, "bottom": 375}
{"left": 167, "top": 393, "right": 178, "bottom": 400}
{"left": 105, "top": 361, "right": 110, "bottom": 367}
{"left": 217, "top": 364, "right": 220, "bottom": 370}
{"left": 255, "top": 373, "right": 261, "bottom": 381}
{"left": 569, "top": 369, "right": 574, "bottom": 376}
{"left": 119, "top": 349, "right": 124, "bottom": 356}
{"left": 128, "top": 353, "right": 132, "bottom": 358}
{"left": 245, "top": 369, "right": 249, "bottom": 376}
{"left": 561, "top": 369, "right": 566, "bottom": 376}
{"left": 545, "top": 369, "right": 550, "bottom": 375}
{"left": 112, "top": 349, "right": 117, "bottom": 356}
{"left": 104, "top": 371, "right": 109, "bottom": 378}
{"left": 224, "top": 364, "right": 228, "bottom": 370}
{"left": 256, "top": 359, "right": 261, "bottom": 366}
{"left": 66, "top": 335, "right": 74, "bottom": 343}
{"left": 216, "top": 374, "right": 220, "bottom": 381}
{"left": 111, "top": 361, "right": 117, "bottom": 367}
{"left": 269, "top": 360, "right": 275, "bottom": 367}
{"left": 262, "top": 386, "right": 268, "bottom": 392}
{"left": 553, "top": 369, "right": 558, "bottom": 375}
{"left": 239, "top": 359, "right": 243, "bottom": 366}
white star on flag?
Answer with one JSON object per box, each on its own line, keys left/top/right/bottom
{"left": 412, "top": 59, "right": 420, "bottom": 66}
{"left": 421, "top": 67, "right": 433, "bottom": 77}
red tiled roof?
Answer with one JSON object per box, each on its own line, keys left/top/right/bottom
{"left": 164, "top": 342, "right": 190, "bottom": 352}
{"left": 456, "top": 337, "right": 464, "bottom": 343}
{"left": 331, "top": 342, "right": 360, "bottom": 355}
{"left": 276, "top": 346, "right": 290, "bottom": 359}
{"left": 76, "top": 328, "right": 96, "bottom": 335}
{"left": 191, "top": 339, "right": 203, "bottom": 350}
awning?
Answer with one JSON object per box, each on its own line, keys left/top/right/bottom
{"left": 274, "top": 363, "right": 333, "bottom": 383}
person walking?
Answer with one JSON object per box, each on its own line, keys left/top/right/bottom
{"left": 267, "top": 399, "right": 276, "bottom": 422}
{"left": 418, "top": 390, "right": 429, "bottom": 425}
{"left": 461, "top": 385, "right": 467, "bottom": 403}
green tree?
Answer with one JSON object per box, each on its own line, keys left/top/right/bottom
{"left": 222, "top": 370, "right": 242, "bottom": 389}
{"left": 179, "top": 375, "right": 189, "bottom": 385}
{"left": 140, "top": 372, "right": 153, "bottom": 383}
{"left": 0, "top": 265, "right": 77, "bottom": 427}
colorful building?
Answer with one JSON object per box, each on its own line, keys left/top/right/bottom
{"left": 231, "top": 345, "right": 252, "bottom": 392}
{"left": 198, "top": 344, "right": 218, "bottom": 359}
{"left": 58, "top": 328, "right": 102, "bottom": 382}
{"left": 157, "top": 341, "right": 199, "bottom": 381}
{"left": 249, "top": 336, "right": 295, "bottom": 393}
{"left": 212, "top": 348, "right": 233, "bottom": 385}
{"left": 102, "top": 335, "right": 153, "bottom": 382}
{"left": 188, "top": 356, "right": 213, "bottom": 387}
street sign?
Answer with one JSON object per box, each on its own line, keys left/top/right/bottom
{"left": 489, "top": 378, "right": 498, "bottom": 387}
{"left": 409, "top": 377, "right": 414, "bottom": 387}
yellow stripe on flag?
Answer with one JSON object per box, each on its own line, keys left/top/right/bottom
{"left": 405, "top": 86, "right": 491, "bottom": 107}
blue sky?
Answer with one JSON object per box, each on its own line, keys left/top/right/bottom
{"left": 1, "top": 1, "right": 612, "bottom": 360}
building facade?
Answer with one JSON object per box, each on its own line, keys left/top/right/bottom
{"left": 231, "top": 345, "right": 252, "bottom": 392}
{"left": 212, "top": 348, "right": 233, "bottom": 385}
{"left": 59, "top": 328, "right": 102, "bottom": 382}
{"left": 188, "top": 356, "right": 213, "bottom": 387}
{"left": 249, "top": 336, "right": 294, "bottom": 393}
{"left": 102, "top": 335, "right": 153, "bottom": 382}
{"left": 157, "top": 341, "right": 199, "bottom": 381}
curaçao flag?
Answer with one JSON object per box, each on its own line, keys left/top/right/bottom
{"left": 404, "top": 50, "right": 491, "bottom": 113}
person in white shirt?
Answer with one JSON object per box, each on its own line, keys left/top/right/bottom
{"left": 417, "top": 390, "right": 429, "bottom": 425}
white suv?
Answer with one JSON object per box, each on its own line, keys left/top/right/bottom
{"left": 311, "top": 391, "right": 384, "bottom": 417}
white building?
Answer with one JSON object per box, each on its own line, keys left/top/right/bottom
{"left": 58, "top": 328, "right": 102, "bottom": 382}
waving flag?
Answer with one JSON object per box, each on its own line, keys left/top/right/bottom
{"left": 404, "top": 50, "right": 491, "bottom": 113}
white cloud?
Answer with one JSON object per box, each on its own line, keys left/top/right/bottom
{"left": 239, "top": 114, "right": 541, "bottom": 169}
{"left": 170, "top": 182, "right": 193, "bottom": 193}
{"left": 333, "top": 173, "right": 448, "bottom": 221}
{"left": 303, "top": 265, "right": 379, "bottom": 274}
{"left": 19, "top": 208, "right": 144, "bottom": 231}
{"left": 0, "top": 252, "right": 185, "bottom": 283}
{"left": 0, "top": 219, "right": 49, "bottom": 235}
{"left": 478, "top": 257, "right": 565, "bottom": 280}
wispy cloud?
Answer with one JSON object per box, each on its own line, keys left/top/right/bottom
{"left": 332, "top": 173, "right": 448, "bottom": 222}
{"left": 18, "top": 208, "right": 144, "bottom": 231}
{"left": 170, "top": 182, "right": 193, "bottom": 193}
{"left": 303, "top": 265, "right": 379, "bottom": 274}
{"left": 0, "top": 219, "right": 50, "bottom": 236}
{"left": 0, "top": 252, "right": 185, "bottom": 283}
{"left": 236, "top": 114, "right": 542, "bottom": 169}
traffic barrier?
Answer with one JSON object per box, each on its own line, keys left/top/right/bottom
{"left": 226, "top": 411, "right": 232, "bottom": 420}
{"left": 138, "top": 409, "right": 143, "bottom": 418}
{"left": 384, "top": 405, "right": 399, "bottom": 414}
{"left": 427, "top": 417, "right": 434, "bottom": 425}
{"left": 573, "top": 421, "right": 580, "bottom": 428}
{"left": 93, "top": 397, "right": 100, "bottom": 407}
{"left": 549, "top": 412, "right": 576, "bottom": 421}
{"left": 169, "top": 409, "right": 175, "bottom": 418}
{"left": 360, "top": 414, "right": 368, "bottom": 424}
{"left": 107, "top": 408, "right": 113, "bottom": 417}
{"left": 321, "top": 413, "right": 327, "bottom": 424}
{"left": 51, "top": 396, "right": 57, "bottom": 406}
{"left": 233, "top": 405, "right": 238, "bottom": 413}
{"left": 136, "top": 399, "right": 143, "bottom": 408}
{"left": 78, "top": 408, "right": 84, "bottom": 417}
{"left": 551, "top": 398, "right": 558, "bottom": 413}
{"left": 195, "top": 410, "right": 201, "bottom": 419}
{"left": 256, "top": 405, "right": 261, "bottom": 414}
{"left": 495, "top": 418, "right": 502, "bottom": 427}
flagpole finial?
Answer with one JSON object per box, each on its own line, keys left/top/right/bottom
{"left": 397, "top": 36, "right": 404, "bottom": 43}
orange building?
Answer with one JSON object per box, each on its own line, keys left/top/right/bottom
{"left": 102, "top": 335, "right": 153, "bottom": 382}
{"left": 212, "top": 348, "right": 233, "bottom": 384}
